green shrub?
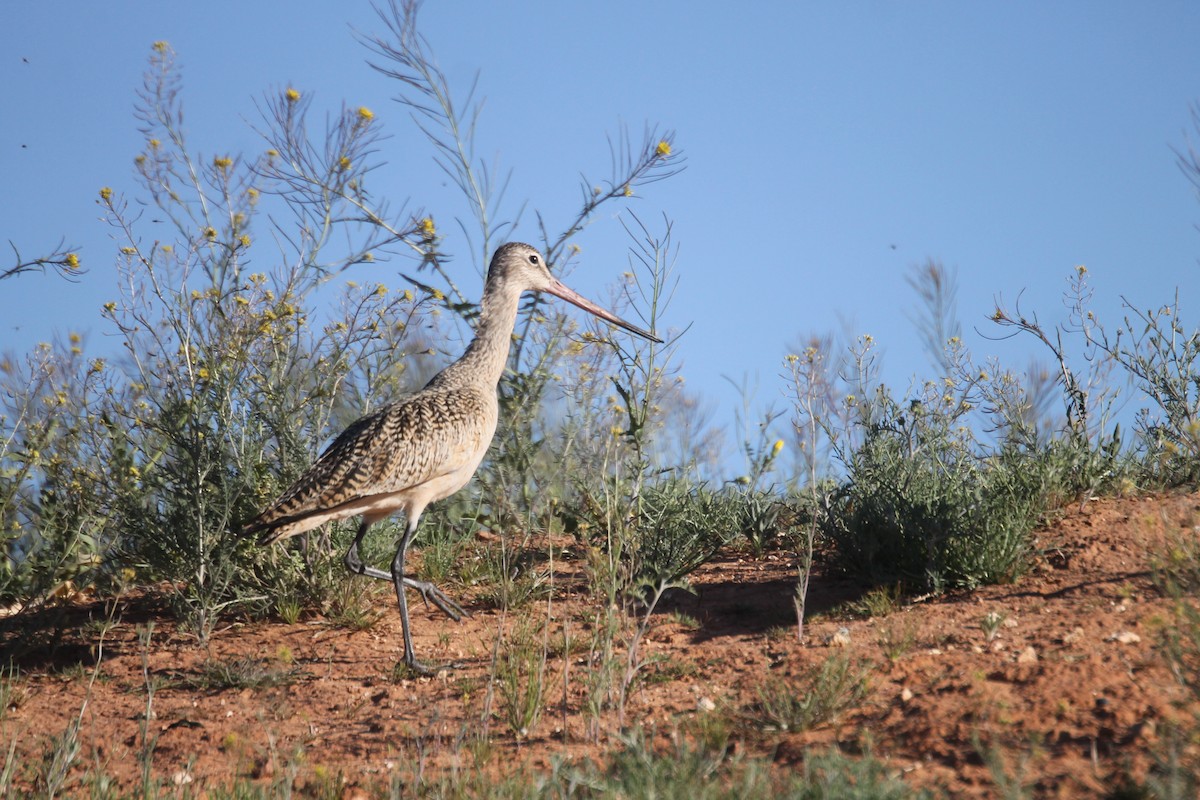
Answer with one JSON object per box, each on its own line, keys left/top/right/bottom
{"left": 633, "top": 478, "right": 740, "bottom": 586}
{"left": 824, "top": 385, "right": 1044, "bottom": 593}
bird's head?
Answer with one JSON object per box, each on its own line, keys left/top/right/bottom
{"left": 487, "top": 242, "right": 662, "bottom": 343}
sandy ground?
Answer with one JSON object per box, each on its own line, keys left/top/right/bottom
{"left": 3, "top": 490, "right": 1199, "bottom": 797}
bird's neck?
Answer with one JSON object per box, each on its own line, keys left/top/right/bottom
{"left": 428, "top": 277, "right": 521, "bottom": 392}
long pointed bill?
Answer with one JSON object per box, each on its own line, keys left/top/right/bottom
{"left": 543, "top": 278, "right": 663, "bottom": 343}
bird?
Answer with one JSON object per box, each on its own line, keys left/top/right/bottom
{"left": 240, "top": 242, "right": 662, "bottom": 673}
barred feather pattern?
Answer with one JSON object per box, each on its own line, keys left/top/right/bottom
{"left": 242, "top": 384, "right": 496, "bottom": 544}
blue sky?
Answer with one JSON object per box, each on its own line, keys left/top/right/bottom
{"left": 3, "top": 2, "right": 1199, "bottom": 468}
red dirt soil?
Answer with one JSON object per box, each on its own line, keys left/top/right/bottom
{"left": 3, "top": 490, "right": 1199, "bottom": 797}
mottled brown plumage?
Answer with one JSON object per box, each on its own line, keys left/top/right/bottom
{"left": 241, "top": 242, "right": 661, "bottom": 673}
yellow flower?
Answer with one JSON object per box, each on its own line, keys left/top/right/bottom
{"left": 239, "top": 234, "right": 251, "bottom": 247}
{"left": 128, "top": 465, "right": 141, "bottom": 479}
{"left": 622, "top": 184, "right": 633, "bottom": 197}
{"left": 203, "top": 227, "right": 217, "bottom": 240}
{"left": 338, "top": 155, "right": 351, "bottom": 171}
{"left": 771, "top": 439, "right": 784, "bottom": 458}
{"left": 120, "top": 246, "right": 136, "bottom": 255}
{"left": 1075, "top": 264, "right": 1087, "bottom": 276}
{"left": 213, "top": 155, "right": 233, "bottom": 171}
{"left": 197, "top": 367, "right": 210, "bottom": 380}
{"left": 69, "top": 332, "right": 81, "bottom": 344}
{"left": 247, "top": 187, "right": 260, "bottom": 204}
{"left": 655, "top": 140, "right": 671, "bottom": 157}
{"left": 235, "top": 296, "right": 250, "bottom": 306}
{"left": 285, "top": 87, "right": 300, "bottom": 103}
{"left": 418, "top": 217, "right": 436, "bottom": 238}
{"left": 64, "top": 253, "right": 80, "bottom": 269}
{"left": 375, "top": 284, "right": 387, "bottom": 296}
{"left": 149, "top": 138, "right": 161, "bottom": 149}
{"left": 160, "top": 245, "right": 173, "bottom": 253}
{"left": 363, "top": 252, "right": 374, "bottom": 262}
{"left": 152, "top": 41, "right": 169, "bottom": 53}
{"left": 402, "top": 289, "right": 414, "bottom": 302}
{"left": 431, "top": 288, "right": 444, "bottom": 301}
{"left": 266, "top": 149, "right": 279, "bottom": 158}
{"left": 103, "top": 301, "right": 117, "bottom": 312}
{"left": 357, "top": 106, "right": 374, "bottom": 122}
{"left": 99, "top": 186, "right": 113, "bottom": 201}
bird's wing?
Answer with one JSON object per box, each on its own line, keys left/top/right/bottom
{"left": 242, "top": 389, "right": 492, "bottom": 534}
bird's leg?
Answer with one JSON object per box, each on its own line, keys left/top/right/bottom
{"left": 344, "top": 520, "right": 467, "bottom": 621}
{"left": 391, "top": 517, "right": 437, "bottom": 675}
{"left": 344, "top": 521, "right": 391, "bottom": 580}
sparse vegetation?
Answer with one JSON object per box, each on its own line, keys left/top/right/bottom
{"left": 3, "top": 1, "right": 1200, "bottom": 796}
{"left": 748, "top": 654, "right": 870, "bottom": 733}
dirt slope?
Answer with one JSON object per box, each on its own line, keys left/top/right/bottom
{"left": 3, "top": 491, "right": 1198, "bottom": 797}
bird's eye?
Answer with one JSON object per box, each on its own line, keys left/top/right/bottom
{"left": 529, "top": 254, "right": 539, "bottom": 265}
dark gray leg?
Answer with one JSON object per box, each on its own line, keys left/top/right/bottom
{"left": 343, "top": 520, "right": 467, "bottom": 621}
{"left": 391, "top": 517, "right": 429, "bottom": 673}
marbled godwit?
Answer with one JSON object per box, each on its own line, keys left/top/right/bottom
{"left": 241, "top": 242, "right": 661, "bottom": 672}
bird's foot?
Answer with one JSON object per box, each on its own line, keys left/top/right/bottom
{"left": 394, "top": 655, "right": 457, "bottom": 678}
{"left": 403, "top": 577, "right": 469, "bottom": 621}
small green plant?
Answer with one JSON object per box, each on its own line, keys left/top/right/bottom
{"left": 324, "top": 577, "right": 385, "bottom": 632}
{"left": 136, "top": 624, "right": 162, "bottom": 796}
{"left": 851, "top": 584, "right": 903, "bottom": 619}
{"left": 798, "top": 744, "right": 931, "bottom": 799}
{"left": 736, "top": 489, "right": 784, "bottom": 558}
{"left": 274, "top": 591, "right": 303, "bottom": 626}
{"left": 184, "top": 656, "right": 300, "bottom": 691}
{"left": 633, "top": 478, "right": 739, "bottom": 586}
{"left": 473, "top": 541, "right": 550, "bottom": 611}
{"left": 597, "top": 727, "right": 736, "bottom": 799}
{"left": 0, "top": 664, "right": 22, "bottom": 723}
{"left": 748, "top": 654, "right": 869, "bottom": 733}
{"left": 494, "top": 619, "right": 548, "bottom": 738}
{"left": 877, "top": 617, "right": 918, "bottom": 662}
{"left": 973, "top": 732, "right": 1040, "bottom": 800}
{"left": 981, "top": 610, "right": 1007, "bottom": 643}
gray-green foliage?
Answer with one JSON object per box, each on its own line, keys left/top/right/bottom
{"left": 0, "top": 41, "right": 435, "bottom": 632}
{"left": 749, "top": 654, "right": 870, "bottom": 733}
{"left": 0, "top": 344, "right": 114, "bottom": 605}
{"left": 0, "top": 1, "right": 688, "bottom": 635}
{"left": 824, "top": 383, "right": 1045, "bottom": 592}
{"left": 633, "top": 478, "right": 740, "bottom": 585}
